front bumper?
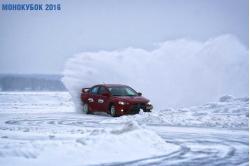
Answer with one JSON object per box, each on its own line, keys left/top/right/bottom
{"left": 115, "top": 103, "right": 153, "bottom": 116}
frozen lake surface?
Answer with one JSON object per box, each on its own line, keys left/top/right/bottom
{"left": 0, "top": 92, "right": 248, "bottom": 166}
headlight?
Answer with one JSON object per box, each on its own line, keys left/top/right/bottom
{"left": 118, "top": 101, "right": 126, "bottom": 105}
{"left": 147, "top": 101, "right": 152, "bottom": 105}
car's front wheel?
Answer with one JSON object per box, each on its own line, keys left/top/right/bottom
{"left": 144, "top": 109, "right": 151, "bottom": 112}
{"left": 110, "top": 105, "right": 117, "bottom": 117}
{"left": 83, "top": 103, "right": 90, "bottom": 114}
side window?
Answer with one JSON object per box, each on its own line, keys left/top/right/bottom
{"left": 90, "top": 86, "right": 99, "bottom": 94}
{"left": 98, "top": 86, "right": 108, "bottom": 95}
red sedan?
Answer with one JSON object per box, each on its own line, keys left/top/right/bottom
{"left": 81, "top": 84, "right": 153, "bottom": 117}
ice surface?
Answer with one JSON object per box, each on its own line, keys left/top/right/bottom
{"left": 0, "top": 92, "right": 74, "bottom": 113}
{"left": 0, "top": 92, "right": 248, "bottom": 129}
{"left": 0, "top": 93, "right": 180, "bottom": 165}
{"left": 0, "top": 92, "right": 248, "bottom": 166}
{"left": 62, "top": 34, "right": 248, "bottom": 112}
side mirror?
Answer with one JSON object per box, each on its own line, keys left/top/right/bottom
{"left": 102, "top": 93, "right": 110, "bottom": 97}
{"left": 137, "top": 92, "right": 142, "bottom": 96}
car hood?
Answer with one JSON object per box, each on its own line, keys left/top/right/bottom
{"left": 113, "top": 96, "right": 149, "bottom": 103}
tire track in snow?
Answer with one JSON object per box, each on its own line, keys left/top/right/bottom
{"left": 0, "top": 115, "right": 248, "bottom": 166}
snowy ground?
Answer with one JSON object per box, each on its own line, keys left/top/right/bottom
{"left": 0, "top": 92, "right": 248, "bottom": 166}
{"left": 103, "top": 95, "right": 249, "bottom": 129}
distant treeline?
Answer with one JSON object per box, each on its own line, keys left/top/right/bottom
{"left": 0, "top": 74, "right": 66, "bottom": 91}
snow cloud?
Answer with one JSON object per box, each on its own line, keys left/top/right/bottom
{"left": 62, "top": 34, "right": 248, "bottom": 112}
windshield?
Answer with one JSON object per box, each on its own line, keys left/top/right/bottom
{"left": 108, "top": 86, "right": 138, "bottom": 96}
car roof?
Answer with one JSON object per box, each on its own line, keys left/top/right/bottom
{"left": 95, "top": 84, "right": 129, "bottom": 88}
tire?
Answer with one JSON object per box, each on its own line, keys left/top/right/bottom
{"left": 83, "top": 103, "right": 90, "bottom": 114}
{"left": 110, "top": 105, "right": 117, "bottom": 117}
{"left": 144, "top": 109, "right": 151, "bottom": 112}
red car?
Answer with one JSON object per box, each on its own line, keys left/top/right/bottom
{"left": 81, "top": 84, "right": 153, "bottom": 117}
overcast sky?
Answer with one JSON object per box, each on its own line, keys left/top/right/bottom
{"left": 0, "top": 0, "right": 248, "bottom": 74}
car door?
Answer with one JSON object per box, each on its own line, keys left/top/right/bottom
{"left": 88, "top": 86, "right": 100, "bottom": 111}
{"left": 96, "top": 86, "right": 110, "bottom": 112}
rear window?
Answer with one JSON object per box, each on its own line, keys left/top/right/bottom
{"left": 90, "top": 86, "right": 99, "bottom": 94}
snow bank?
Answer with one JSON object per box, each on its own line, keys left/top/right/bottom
{"left": 74, "top": 121, "right": 178, "bottom": 165}
{"left": 62, "top": 34, "right": 248, "bottom": 112}
{"left": 102, "top": 96, "right": 249, "bottom": 129}
{"left": 0, "top": 121, "right": 179, "bottom": 166}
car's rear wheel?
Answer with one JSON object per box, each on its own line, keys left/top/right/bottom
{"left": 83, "top": 103, "right": 90, "bottom": 114}
{"left": 110, "top": 105, "right": 117, "bottom": 117}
